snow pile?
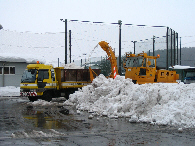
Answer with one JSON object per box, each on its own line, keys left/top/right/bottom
{"left": 64, "top": 74, "right": 195, "bottom": 128}
{"left": 30, "top": 100, "right": 54, "bottom": 106}
{"left": 27, "top": 99, "right": 63, "bottom": 106}
{"left": 62, "top": 62, "right": 84, "bottom": 69}
{"left": 0, "top": 86, "right": 20, "bottom": 96}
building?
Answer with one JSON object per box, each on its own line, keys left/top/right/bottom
{"left": 170, "top": 65, "right": 195, "bottom": 82}
{"left": 0, "top": 57, "right": 36, "bottom": 87}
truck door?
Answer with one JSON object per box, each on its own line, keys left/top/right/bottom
{"left": 37, "top": 69, "right": 49, "bottom": 88}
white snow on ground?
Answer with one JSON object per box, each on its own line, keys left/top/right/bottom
{"left": 1, "top": 73, "right": 195, "bottom": 128}
{"left": 12, "top": 129, "right": 65, "bottom": 138}
{"left": 64, "top": 74, "right": 195, "bottom": 128}
{"left": 27, "top": 99, "right": 64, "bottom": 106}
{"left": 0, "top": 86, "right": 20, "bottom": 96}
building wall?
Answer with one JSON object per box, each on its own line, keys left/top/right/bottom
{"left": 0, "top": 62, "right": 29, "bottom": 87}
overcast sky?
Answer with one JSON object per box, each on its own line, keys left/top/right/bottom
{"left": 1, "top": 0, "right": 195, "bottom": 47}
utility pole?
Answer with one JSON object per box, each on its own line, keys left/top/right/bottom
{"left": 65, "top": 19, "right": 67, "bottom": 64}
{"left": 174, "top": 31, "right": 176, "bottom": 66}
{"left": 81, "top": 59, "right": 82, "bottom": 67}
{"left": 170, "top": 28, "right": 172, "bottom": 66}
{"left": 153, "top": 35, "right": 155, "bottom": 56}
{"left": 180, "top": 37, "right": 181, "bottom": 65}
{"left": 60, "top": 19, "right": 68, "bottom": 64}
{"left": 118, "top": 20, "right": 122, "bottom": 75}
{"left": 132, "top": 41, "right": 137, "bottom": 54}
{"left": 166, "top": 27, "right": 169, "bottom": 70}
{"left": 69, "top": 30, "right": 71, "bottom": 63}
{"left": 2, "top": 63, "right": 5, "bottom": 87}
{"left": 176, "top": 33, "right": 178, "bottom": 65}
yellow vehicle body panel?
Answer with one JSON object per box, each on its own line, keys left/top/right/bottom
{"left": 61, "top": 82, "right": 91, "bottom": 88}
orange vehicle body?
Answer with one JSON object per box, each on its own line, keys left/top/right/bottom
{"left": 123, "top": 52, "right": 179, "bottom": 84}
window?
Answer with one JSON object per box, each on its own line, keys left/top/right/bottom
{"left": 4, "top": 67, "right": 9, "bottom": 74}
{"left": 10, "top": 67, "right": 15, "bottom": 74}
{"left": 38, "top": 69, "right": 49, "bottom": 81}
{"left": 21, "top": 69, "right": 37, "bottom": 83}
{"left": 186, "top": 72, "right": 195, "bottom": 77}
{"left": 126, "top": 57, "right": 144, "bottom": 67}
{"left": 148, "top": 59, "right": 155, "bottom": 67}
{"left": 0, "top": 66, "right": 15, "bottom": 75}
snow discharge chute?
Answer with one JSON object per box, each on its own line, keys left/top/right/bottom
{"left": 98, "top": 41, "right": 119, "bottom": 79}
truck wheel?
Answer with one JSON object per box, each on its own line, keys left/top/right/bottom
{"left": 43, "top": 91, "right": 53, "bottom": 102}
{"left": 65, "top": 92, "right": 70, "bottom": 100}
{"left": 28, "top": 96, "right": 38, "bottom": 102}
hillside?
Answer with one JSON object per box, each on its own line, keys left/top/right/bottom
{"left": 156, "top": 47, "right": 195, "bottom": 68}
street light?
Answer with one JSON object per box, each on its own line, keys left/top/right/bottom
{"left": 111, "top": 20, "right": 122, "bottom": 75}
{"left": 60, "top": 19, "right": 67, "bottom": 64}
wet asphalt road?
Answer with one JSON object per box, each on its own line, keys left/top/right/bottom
{"left": 0, "top": 97, "right": 195, "bottom": 146}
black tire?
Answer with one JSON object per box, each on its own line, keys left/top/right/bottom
{"left": 28, "top": 96, "right": 38, "bottom": 102}
{"left": 42, "top": 90, "right": 53, "bottom": 102}
{"left": 65, "top": 92, "right": 70, "bottom": 100}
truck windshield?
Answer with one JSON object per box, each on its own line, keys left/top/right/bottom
{"left": 21, "top": 69, "right": 37, "bottom": 83}
{"left": 126, "top": 57, "right": 144, "bottom": 67}
{"left": 186, "top": 72, "right": 195, "bottom": 77}
{"left": 149, "top": 59, "right": 155, "bottom": 67}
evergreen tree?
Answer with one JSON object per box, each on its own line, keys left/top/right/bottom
{"left": 0, "top": 24, "right": 3, "bottom": 30}
{"left": 99, "top": 56, "right": 111, "bottom": 77}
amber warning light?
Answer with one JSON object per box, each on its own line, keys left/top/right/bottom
{"left": 157, "top": 54, "right": 160, "bottom": 58}
{"left": 37, "top": 61, "right": 39, "bottom": 64}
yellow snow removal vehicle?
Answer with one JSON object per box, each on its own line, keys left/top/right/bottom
{"left": 123, "top": 52, "right": 179, "bottom": 84}
{"left": 20, "top": 62, "right": 101, "bottom": 102}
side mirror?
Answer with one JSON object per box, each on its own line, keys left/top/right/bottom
{"left": 51, "top": 69, "right": 55, "bottom": 81}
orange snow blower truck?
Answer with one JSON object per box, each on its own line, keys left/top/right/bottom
{"left": 123, "top": 52, "right": 179, "bottom": 84}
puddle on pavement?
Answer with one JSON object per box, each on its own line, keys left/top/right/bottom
{"left": 22, "top": 104, "right": 94, "bottom": 132}
{"left": 22, "top": 105, "right": 79, "bottom": 130}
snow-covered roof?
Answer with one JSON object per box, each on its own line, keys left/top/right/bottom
{"left": 0, "top": 55, "right": 38, "bottom": 63}
{"left": 0, "top": 30, "right": 103, "bottom": 67}
{"left": 170, "top": 65, "right": 195, "bottom": 70}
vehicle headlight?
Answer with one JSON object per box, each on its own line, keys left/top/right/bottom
{"left": 30, "top": 89, "right": 36, "bottom": 92}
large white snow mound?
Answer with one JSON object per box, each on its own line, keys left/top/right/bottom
{"left": 64, "top": 74, "right": 195, "bottom": 128}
